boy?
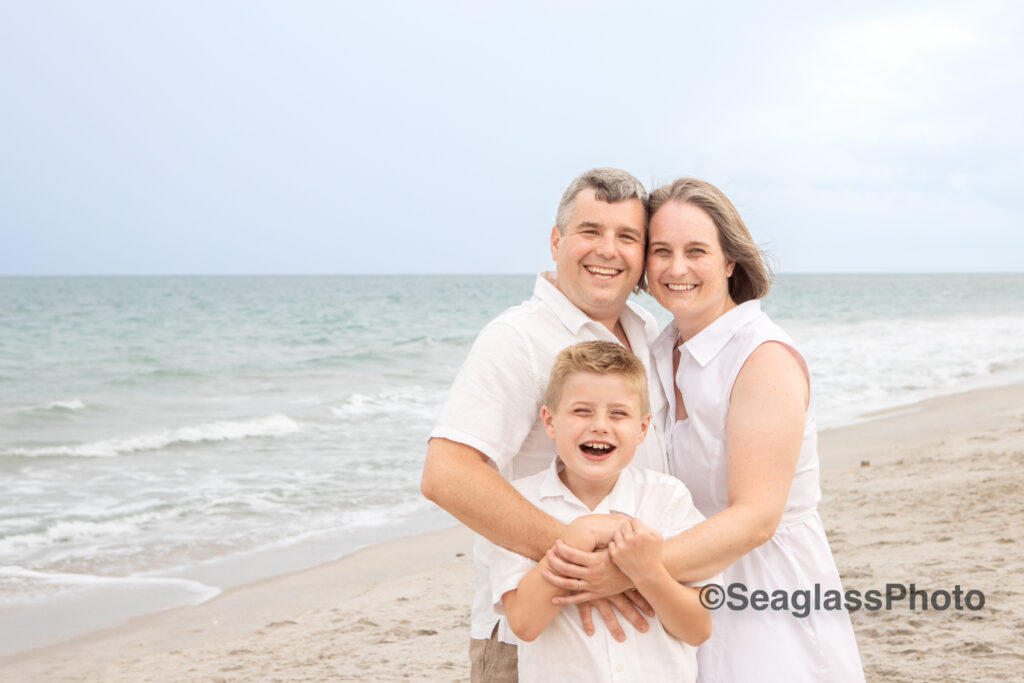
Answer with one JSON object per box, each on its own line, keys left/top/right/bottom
{"left": 486, "top": 341, "right": 720, "bottom": 682}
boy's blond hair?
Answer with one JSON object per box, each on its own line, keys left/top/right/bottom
{"left": 544, "top": 341, "right": 650, "bottom": 415}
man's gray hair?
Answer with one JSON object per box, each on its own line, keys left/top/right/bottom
{"left": 555, "top": 168, "right": 649, "bottom": 234}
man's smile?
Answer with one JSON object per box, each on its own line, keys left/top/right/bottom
{"left": 583, "top": 265, "right": 623, "bottom": 280}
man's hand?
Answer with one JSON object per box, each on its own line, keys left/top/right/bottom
{"left": 543, "top": 541, "right": 639, "bottom": 604}
{"left": 576, "top": 596, "right": 653, "bottom": 641}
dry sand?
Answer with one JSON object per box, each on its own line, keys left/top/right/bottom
{"left": 3, "top": 383, "right": 1023, "bottom": 682}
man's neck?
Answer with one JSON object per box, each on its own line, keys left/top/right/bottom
{"left": 608, "top": 318, "right": 630, "bottom": 349}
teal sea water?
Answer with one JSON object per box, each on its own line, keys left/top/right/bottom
{"left": 1, "top": 273, "right": 1023, "bottom": 653}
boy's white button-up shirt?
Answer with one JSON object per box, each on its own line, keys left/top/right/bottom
{"left": 486, "top": 460, "right": 719, "bottom": 683}
{"left": 430, "top": 272, "right": 670, "bottom": 643}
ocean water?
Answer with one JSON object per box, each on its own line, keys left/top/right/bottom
{"left": 1, "top": 273, "right": 1023, "bottom": 653}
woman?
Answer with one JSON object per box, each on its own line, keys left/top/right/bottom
{"left": 547, "top": 178, "right": 864, "bottom": 681}
{"left": 649, "top": 178, "right": 864, "bottom": 681}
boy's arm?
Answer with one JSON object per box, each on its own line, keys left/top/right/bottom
{"left": 609, "top": 518, "right": 711, "bottom": 646}
{"left": 501, "top": 553, "right": 566, "bottom": 642}
{"left": 501, "top": 515, "right": 627, "bottom": 642}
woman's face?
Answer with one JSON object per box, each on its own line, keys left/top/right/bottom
{"left": 647, "top": 200, "right": 736, "bottom": 340}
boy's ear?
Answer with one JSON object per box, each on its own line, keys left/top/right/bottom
{"left": 541, "top": 405, "right": 557, "bottom": 441}
{"left": 637, "top": 413, "right": 652, "bottom": 444}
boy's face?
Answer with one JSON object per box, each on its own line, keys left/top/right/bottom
{"left": 541, "top": 371, "right": 651, "bottom": 496}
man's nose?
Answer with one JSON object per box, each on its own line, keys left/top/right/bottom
{"left": 596, "top": 232, "right": 616, "bottom": 258}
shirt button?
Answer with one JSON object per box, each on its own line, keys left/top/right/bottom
{"left": 616, "top": 664, "right": 623, "bottom": 672}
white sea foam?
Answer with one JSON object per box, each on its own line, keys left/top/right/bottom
{"left": 0, "top": 513, "right": 170, "bottom": 556}
{"left": 6, "top": 414, "right": 301, "bottom": 458}
{"left": 0, "top": 565, "right": 220, "bottom": 605}
{"left": 330, "top": 386, "right": 446, "bottom": 422}
{"left": 788, "top": 313, "right": 1024, "bottom": 426}
{"left": 8, "top": 398, "right": 87, "bottom": 414}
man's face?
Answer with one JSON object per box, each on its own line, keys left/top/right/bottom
{"left": 550, "top": 189, "right": 646, "bottom": 327}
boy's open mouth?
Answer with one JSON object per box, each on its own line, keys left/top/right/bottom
{"left": 579, "top": 441, "right": 616, "bottom": 458}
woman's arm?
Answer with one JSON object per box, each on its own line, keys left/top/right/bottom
{"left": 547, "top": 341, "right": 807, "bottom": 597}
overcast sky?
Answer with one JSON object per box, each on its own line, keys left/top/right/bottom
{"left": 1, "top": 1, "right": 1021, "bottom": 275}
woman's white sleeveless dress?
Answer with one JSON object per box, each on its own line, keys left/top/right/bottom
{"left": 651, "top": 300, "right": 864, "bottom": 683}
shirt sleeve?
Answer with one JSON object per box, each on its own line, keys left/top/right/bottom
{"left": 486, "top": 539, "right": 537, "bottom": 616}
{"left": 430, "top": 319, "right": 542, "bottom": 472}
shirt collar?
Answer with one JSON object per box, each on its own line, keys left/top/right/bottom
{"left": 533, "top": 272, "right": 645, "bottom": 338}
{"left": 537, "top": 456, "right": 639, "bottom": 516}
{"left": 681, "top": 299, "right": 763, "bottom": 367}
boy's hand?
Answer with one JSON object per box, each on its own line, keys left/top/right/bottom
{"left": 608, "top": 518, "right": 664, "bottom": 582}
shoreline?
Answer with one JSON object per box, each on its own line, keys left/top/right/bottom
{"left": 4, "top": 381, "right": 1024, "bottom": 680}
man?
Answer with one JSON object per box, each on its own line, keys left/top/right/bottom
{"left": 421, "top": 168, "right": 669, "bottom": 682}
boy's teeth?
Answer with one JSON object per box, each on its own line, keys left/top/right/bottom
{"left": 583, "top": 442, "right": 610, "bottom": 449}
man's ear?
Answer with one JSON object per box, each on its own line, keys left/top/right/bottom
{"left": 541, "top": 404, "right": 557, "bottom": 440}
{"left": 549, "top": 225, "right": 561, "bottom": 262}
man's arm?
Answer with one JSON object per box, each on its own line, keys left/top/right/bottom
{"left": 421, "top": 437, "right": 564, "bottom": 561}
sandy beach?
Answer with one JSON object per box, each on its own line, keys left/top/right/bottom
{"left": 3, "top": 382, "right": 1023, "bottom": 682}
